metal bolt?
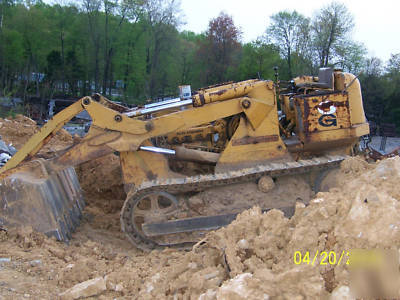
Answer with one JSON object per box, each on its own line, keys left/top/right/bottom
{"left": 145, "top": 121, "right": 154, "bottom": 132}
{"left": 82, "top": 98, "right": 90, "bottom": 105}
{"left": 92, "top": 94, "right": 101, "bottom": 102}
{"left": 242, "top": 99, "right": 251, "bottom": 109}
{"left": 114, "top": 115, "right": 122, "bottom": 122}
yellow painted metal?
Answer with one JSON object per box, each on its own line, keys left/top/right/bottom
{"left": 217, "top": 115, "right": 288, "bottom": 171}
{"left": 80, "top": 79, "right": 281, "bottom": 179}
{"left": 83, "top": 97, "right": 247, "bottom": 152}
{"left": 301, "top": 125, "right": 370, "bottom": 144}
{"left": 48, "top": 131, "right": 118, "bottom": 171}
{"left": 293, "top": 75, "right": 316, "bottom": 87}
{"left": 165, "top": 119, "right": 227, "bottom": 149}
{"left": 196, "top": 79, "right": 258, "bottom": 94}
{"left": 0, "top": 99, "right": 85, "bottom": 174}
{"left": 119, "top": 141, "right": 177, "bottom": 186}
{"left": 1, "top": 78, "right": 284, "bottom": 178}
{"left": 83, "top": 99, "right": 151, "bottom": 135}
{"left": 217, "top": 82, "right": 288, "bottom": 170}
{"left": 192, "top": 80, "right": 273, "bottom": 106}
{"left": 342, "top": 73, "right": 367, "bottom": 125}
{"left": 350, "top": 123, "right": 370, "bottom": 136}
{"left": 240, "top": 98, "right": 274, "bottom": 130}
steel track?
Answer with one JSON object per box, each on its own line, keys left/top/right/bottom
{"left": 120, "top": 155, "right": 347, "bottom": 250}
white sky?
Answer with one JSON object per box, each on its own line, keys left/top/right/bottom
{"left": 180, "top": 0, "right": 399, "bottom": 62}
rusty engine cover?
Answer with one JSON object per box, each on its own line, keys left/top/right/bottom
{"left": 294, "top": 91, "right": 351, "bottom": 139}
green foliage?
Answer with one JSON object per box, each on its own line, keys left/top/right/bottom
{"left": 359, "top": 54, "right": 400, "bottom": 132}
{"left": 0, "top": 1, "right": 398, "bottom": 133}
{"left": 267, "top": 10, "right": 310, "bottom": 78}
{"left": 239, "top": 40, "right": 282, "bottom": 80}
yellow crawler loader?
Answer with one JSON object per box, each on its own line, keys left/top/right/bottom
{"left": 0, "top": 68, "right": 369, "bottom": 250}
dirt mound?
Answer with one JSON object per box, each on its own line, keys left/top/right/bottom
{"left": 0, "top": 114, "right": 73, "bottom": 153}
{"left": 0, "top": 222, "right": 186, "bottom": 299}
{"left": 75, "top": 154, "right": 126, "bottom": 215}
{"left": 134, "top": 157, "right": 400, "bottom": 299}
{"left": 1, "top": 154, "right": 399, "bottom": 299}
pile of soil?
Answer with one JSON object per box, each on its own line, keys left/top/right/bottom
{"left": 2, "top": 156, "right": 398, "bottom": 299}
{"left": 75, "top": 154, "right": 126, "bottom": 214}
{"left": 0, "top": 114, "right": 73, "bottom": 153}
{"left": 138, "top": 157, "right": 400, "bottom": 299}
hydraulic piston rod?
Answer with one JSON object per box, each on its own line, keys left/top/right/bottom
{"left": 125, "top": 99, "right": 193, "bottom": 117}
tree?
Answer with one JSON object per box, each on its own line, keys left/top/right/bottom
{"left": 359, "top": 58, "right": 385, "bottom": 124}
{"left": 50, "top": 4, "right": 79, "bottom": 94}
{"left": 177, "top": 31, "right": 199, "bottom": 84}
{"left": 267, "top": 11, "right": 310, "bottom": 78}
{"left": 65, "top": 50, "right": 83, "bottom": 96}
{"left": 364, "top": 57, "right": 383, "bottom": 77}
{"left": 142, "top": 0, "right": 182, "bottom": 98}
{"left": 311, "top": 2, "right": 354, "bottom": 67}
{"left": 238, "top": 39, "right": 282, "bottom": 80}
{"left": 360, "top": 54, "right": 400, "bottom": 130}
{"left": 334, "top": 40, "right": 366, "bottom": 73}
{"left": 386, "top": 53, "right": 400, "bottom": 74}
{"left": 82, "top": 0, "right": 102, "bottom": 92}
{"left": 384, "top": 54, "right": 400, "bottom": 129}
{"left": 197, "top": 12, "right": 241, "bottom": 85}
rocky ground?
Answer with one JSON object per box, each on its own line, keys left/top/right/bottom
{"left": 0, "top": 115, "right": 399, "bottom": 299}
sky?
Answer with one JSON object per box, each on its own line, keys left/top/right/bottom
{"left": 179, "top": 0, "right": 399, "bottom": 62}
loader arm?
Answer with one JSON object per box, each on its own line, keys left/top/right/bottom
{"left": 0, "top": 94, "right": 132, "bottom": 176}
{"left": 1, "top": 80, "right": 276, "bottom": 178}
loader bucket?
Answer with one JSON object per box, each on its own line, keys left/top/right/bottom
{"left": 0, "top": 167, "right": 85, "bottom": 241}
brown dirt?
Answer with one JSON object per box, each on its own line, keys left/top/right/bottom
{"left": 1, "top": 114, "right": 399, "bottom": 299}
{"left": 75, "top": 154, "right": 126, "bottom": 214}
{"left": 0, "top": 157, "right": 398, "bottom": 299}
{"left": 0, "top": 114, "right": 73, "bottom": 153}
{"left": 187, "top": 175, "right": 313, "bottom": 217}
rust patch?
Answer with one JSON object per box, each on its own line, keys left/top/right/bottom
{"left": 176, "top": 128, "right": 203, "bottom": 135}
{"left": 232, "top": 135, "right": 279, "bottom": 146}
{"left": 332, "top": 100, "right": 349, "bottom": 108}
{"left": 210, "top": 89, "right": 227, "bottom": 97}
{"left": 303, "top": 100, "right": 310, "bottom": 135}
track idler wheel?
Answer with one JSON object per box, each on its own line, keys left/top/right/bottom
{"left": 120, "top": 190, "right": 182, "bottom": 250}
